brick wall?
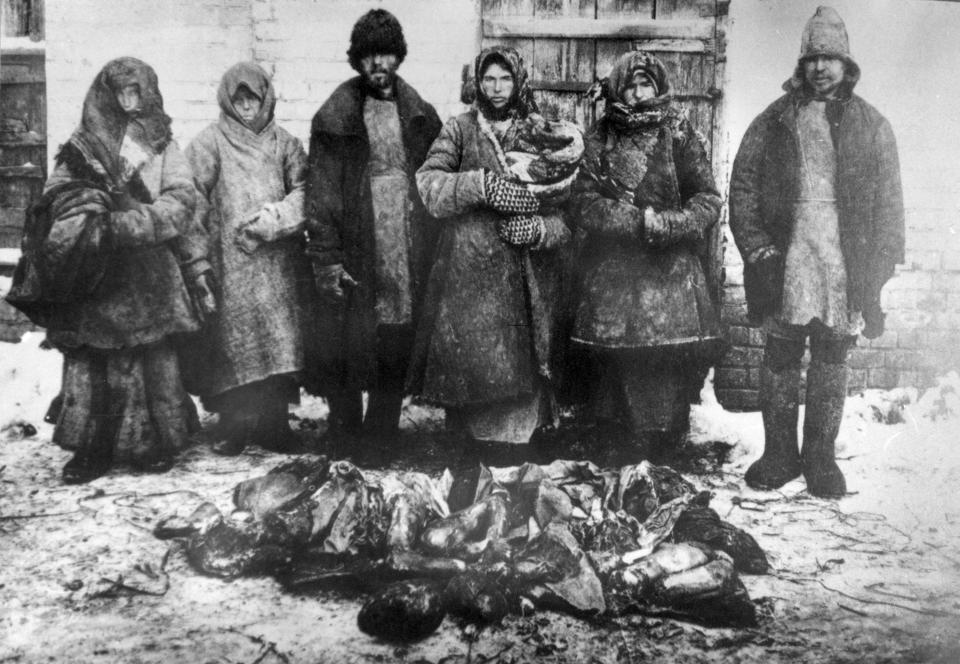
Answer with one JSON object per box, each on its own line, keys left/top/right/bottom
{"left": 714, "top": 0, "right": 960, "bottom": 410}
{"left": 45, "top": 0, "right": 479, "bottom": 161}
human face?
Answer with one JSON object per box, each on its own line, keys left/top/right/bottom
{"left": 231, "top": 86, "right": 262, "bottom": 124}
{"left": 480, "top": 62, "right": 515, "bottom": 110}
{"left": 621, "top": 72, "right": 657, "bottom": 108}
{"left": 115, "top": 84, "right": 142, "bottom": 116}
{"left": 360, "top": 53, "right": 399, "bottom": 97}
{"left": 803, "top": 56, "right": 845, "bottom": 98}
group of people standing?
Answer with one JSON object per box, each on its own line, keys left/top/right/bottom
{"left": 8, "top": 6, "right": 903, "bottom": 501}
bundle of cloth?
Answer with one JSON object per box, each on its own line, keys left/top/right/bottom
{"left": 502, "top": 112, "right": 584, "bottom": 195}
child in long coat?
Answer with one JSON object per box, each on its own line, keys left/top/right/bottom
{"left": 7, "top": 57, "right": 209, "bottom": 483}
{"left": 184, "top": 62, "right": 312, "bottom": 455}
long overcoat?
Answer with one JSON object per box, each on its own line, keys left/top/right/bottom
{"left": 185, "top": 113, "right": 311, "bottom": 398}
{"left": 408, "top": 110, "right": 571, "bottom": 407}
{"left": 570, "top": 108, "right": 722, "bottom": 350}
{"left": 729, "top": 79, "right": 905, "bottom": 334}
{"left": 304, "top": 76, "right": 442, "bottom": 390}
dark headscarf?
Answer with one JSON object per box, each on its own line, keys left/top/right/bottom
{"left": 217, "top": 61, "right": 276, "bottom": 135}
{"left": 603, "top": 51, "right": 673, "bottom": 131}
{"left": 72, "top": 57, "right": 171, "bottom": 180}
{"left": 473, "top": 46, "right": 538, "bottom": 121}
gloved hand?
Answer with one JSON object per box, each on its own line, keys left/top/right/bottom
{"left": 235, "top": 204, "right": 280, "bottom": 254}
{"left": 189, "top": 271, "right": 218, "bottom": 324}
{"left": 748, "top": 246, "right": 784, "bottom": 314}
{"left": 496, "top": 215, "right": 544, "bottom": 247}
{"left": 483, "top": 170, "right": 539, "bottom": 215}
{"left": 314, "top": 263, "right": 359, "bottom": 304}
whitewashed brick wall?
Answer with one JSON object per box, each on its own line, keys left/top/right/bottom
{"left": 45, "top": 0, "right": 480, "bottom": 164}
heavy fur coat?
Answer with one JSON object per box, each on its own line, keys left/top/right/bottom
{"left": 569, "top": 105, "right": 723, "bottom": 350}
{"left": 729, "top": 75, "right": 905, "bottom": 336}
{"left": 304, "top": 76, "right": 442, "bottom": 391}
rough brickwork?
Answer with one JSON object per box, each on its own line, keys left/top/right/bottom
{"left": 44, "top": 0, "right": 478, "bottom": 160}
{"left": 714, "top": 0, "right": 960, "bottom": 410}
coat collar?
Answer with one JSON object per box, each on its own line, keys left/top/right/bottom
{"left": 777, "top": 89, "right": 854, "bottom": 136}
{"left": 315, "top": 75, "right": 430, "bottom": 137}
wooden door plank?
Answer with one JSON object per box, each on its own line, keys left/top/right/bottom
{"left": 484, "top": 17, "right": 715, "bottom": 39}
{"left": 482, "top": 0, "right": 536, "bottom": 16}
{"left": 534, "top": 0, "right": 595, "bottom": 17}
{"left": 655, "top": 0, "right": 718, "bottom": 19}
{"left": 597, "top": 0, "right": 654, "bottom": 18}
{"left": 595, "top": 39, "right": 637, "bottom": 78}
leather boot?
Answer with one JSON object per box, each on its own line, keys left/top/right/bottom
{"left": 745, "top": 364, "right": 802, "bottom": 490}
{"left": 801, "top": 361, "right": 848, "bottom": 498}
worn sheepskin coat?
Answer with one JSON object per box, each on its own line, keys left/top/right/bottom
{"left": 408, "top": 109, "right": 571, "bottom": 407}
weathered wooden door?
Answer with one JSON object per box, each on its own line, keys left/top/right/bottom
{"left": 480, "top": 0, "right": 728, "bottom": 303}
{"left": 0, "top": 49, "right": 46, "bottom": 249}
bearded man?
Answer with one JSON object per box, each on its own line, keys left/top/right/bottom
{"left": 305, "top": 9, "right": 441, "bottom": 457}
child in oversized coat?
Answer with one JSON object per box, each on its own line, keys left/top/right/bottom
{"left": 7, "top": 57, "right": 211, "bottom": 483}
{"left": 184, "top": 62, "right": 313, "bottom": 455}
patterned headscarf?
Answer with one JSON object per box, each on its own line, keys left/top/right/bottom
{"left": 72, "top": 57, "right": 172, "bottom": 180}
{"left": 603, "top": 51, "right": 673, "bottom": 131}
{"left": 217, "top": 62, "right": 277, "bottom": 135}
{"left": 473, "top": 45, "right": 538, "bottom": 121}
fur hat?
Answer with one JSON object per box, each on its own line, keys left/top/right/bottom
{"left": 347, "top": 9, "right": 407, "bottom": 71}
{"left": 800, "top": 6, "right": 856, "bottom": 68}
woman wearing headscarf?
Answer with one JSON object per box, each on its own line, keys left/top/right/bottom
{"left": 410, "top": 46, "right": 571, "bottom": 461}
{"left": 7, "top": 57, "right": 209, "bottom": 483}
{"left": 184, "top": 62, "right": 311, "bottom": 456}
{"left": 569, "top": 51, "right": 723, "bottom": 462}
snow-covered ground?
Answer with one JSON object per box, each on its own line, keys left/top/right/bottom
{"left": 1, "top": 332, "right": 959, "bottom": 663}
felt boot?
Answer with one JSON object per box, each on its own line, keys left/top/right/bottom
{"left": 801, "top": 361, "right": 848, "bottom": 498}
{"left": 745, "top": 364, "right": 803, "bottom": 490}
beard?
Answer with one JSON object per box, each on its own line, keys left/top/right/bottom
{"left": 362, "top": 68, "right": 397, "bottom": 99}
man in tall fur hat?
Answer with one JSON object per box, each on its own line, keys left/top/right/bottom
{"left": 729, "top": 6, "right": 905, "bottom": 498}
{"left": 305, "top": 9, "right": 441, "bottom": 458}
